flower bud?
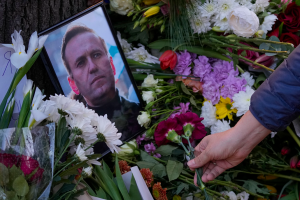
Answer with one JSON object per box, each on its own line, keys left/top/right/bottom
{"left": 183, "top": 123, "right": 195, "bottom": 138}
{"left": 133, "top": 21, "right": 140, "bottom": 29}
{"left": 281, "top": 146, "right": 291, "bottom": 155}
{"left": 157, "top": 20, "right": 164, "bottom": 25}
{"left": 290, "top": 155, "right": 298, "bottom": 169}
{"left": 141, "top": 25, "right": 147, "bottom": 32}
{"left": 212, "top": 26, "right": 225, "bottom": 32}
{"left": 146, "top": 127, "right": 155, "bottom": 137}
{"left": 144, "top": 6, "right": 160, "bottom": 18}
{"left": 118, "top": 140, "right": 139, "bottom": 157}
{"left": 140, "top": 17, "right": 148, "bottom": 25}
{"left": 254, "top": 30, "right": 264, "bottom": 38}
{"left": 166, "top": 130, "right": 181, "bottom": 144}
{"left": 136, "top": 4, "right": 141, "bottom": 11}
{"left": 127, "top": 11, "right": 134, "bottom": 17}
{"left": 160, "top": 24, "right": 165, "bottom": 33}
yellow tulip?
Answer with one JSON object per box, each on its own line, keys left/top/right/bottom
{"left": 143, "top": 0, "right": 161, "bottom": 5}
{"left": 144, "top": 6, "right": 160, "bottom": 18}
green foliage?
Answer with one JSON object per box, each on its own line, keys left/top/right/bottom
{"left": 0, "top": 163, "right": 9, "bottom": 186}
{"left": 166, "top": 160, "right": 183, "bottom": 182}
{"left": 155, "top": 145, "right": 178, "bottom": 156}
{"left": 296, "top": 0, "right": 300, "bottom": 6}
{"left": 103, "top": 161, "right": 113, "bottom": 179}
{"left": 115, "top": 156, "right": 131, "bottom": 200}
{"left": 136, "top": 161, "right": 156, "bottom": 169}
{"left": 0, "top": 94, "right": 15, "bottom": 129}
{"left": 129, "top": 175, "right": 143, "bottom": 200}
{"left": 240, "top": 180, "right": 270, "bottom": 195}
{"left": 12, "top": 176, "right": 29, "bottom": 196}
{"left": 254, "top": 74, "right": 267, "bottom": 89}
{"left": 175, "top": 183, "right": 189, "bottom": 195}
{"left": 9, "top": 165, "right": 24, "bottom": 188}
{"left": 140, "top": 150, "right": 159, "bottom": 164}
{"left": 152, "top": 163, "right": 167, "bottom": 178}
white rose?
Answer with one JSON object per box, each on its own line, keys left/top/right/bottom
{"left": 228, "top": 6, "right": 259, "bottom": 38}
{"left": 118, "top": 140, "right": 137, "bottom": 156}
{"left": 142, "top": 74, "right": 159, "bottom": 87}
{"left": 110, "top": 0, "right": 133, "bottom": 15}
{"left": 142, "top": 91, "right": 155, "bottom": 104}
{"left": 137, "top": 112, "right": 150, "bottom": 127}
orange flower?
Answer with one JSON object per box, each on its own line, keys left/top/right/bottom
{"left": 118, "top": 160, "right": 131, "bottom": 174}
{"left": 140, "top": 168, "right": 154, "bottom": 187}
{"left": 152, "top": 182, "right": 168, "bottom": 200}
{"left": 176, "top": 76, "right": 203, "bottom": 93}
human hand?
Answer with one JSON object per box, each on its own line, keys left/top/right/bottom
{"left": 187, "top": 111, "right": 271, "bottom": 184}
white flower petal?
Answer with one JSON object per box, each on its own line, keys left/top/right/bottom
{"left": 10, "top": 52, "right": 30, "bottom": 69}
{"left": 38, "top": 35, "right": 49, "bottom": 49}
{"left": 27, "top": 31, "right": 39, "bottom": 57}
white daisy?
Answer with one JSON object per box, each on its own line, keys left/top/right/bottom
{"left": 142, "top": 91, "right": 155, "bottom": 104}
{"left": 260, "top": 14, "right": 278, "bottom": 34}
{"left": 117, "top": 31, "right": 132, "bottom": 56}
{"left": 126, "top": 44, "right": 160, "bottom": 64}
{"left": 236, "top": 0, "right": 253, "bottom": 10}
{"left": 94, "top": 114, "right": 122, "bottom": 153}
{"left": 241, "top": 72, "right": 255, "bottom": 87}
{"left": 252, "top": 0, "right": 269, "bottom": 13}
{"left": 214, "top": 17, "right": 231, "bottom": 32}
{"left": 200, "top": 101, "right": 217, "bottom": 128}
{"left": 210, "top": 120, "right": 231, "bottom": 134}
{"left": 190, "top": 14, "right": 211, "bottom": 34}
{"left": 49, "top": 94, "right": 83, "bottom": 117}
{"left": 232, "top": 86, "right": 255, "bottom": 117}
{"left": 83, "top": 166, "right": 93, "bottom": 177}
{"left": 75, "top": 143, "right": 87, "bottom": 161}
{"left": 215, "top": 0, "right": 239, "bottom": 20}
{"left": 199, "top": 0, "right": 217, "bottom": 18}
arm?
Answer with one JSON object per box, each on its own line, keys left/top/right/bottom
{"left": 188, "top": 45, "right": 300, "bottom": 183}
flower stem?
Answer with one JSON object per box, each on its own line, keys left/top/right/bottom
{"left": 114, "top": 154, "right": 137, "bottom": 164}
{"left": 54, "top": 160, "right": 76, "bottom": 178}
{"left": 287, "top": 126, "right": 300, "bottom": 148}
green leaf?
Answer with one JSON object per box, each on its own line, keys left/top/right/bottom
{"left": 240, "top": 180, "right": 270, "bottom": 195}
{"left": 136, "top": 161, "right": 156, "bottom": 169}
{"left": 115, "top": 156, "right": 131, "bottom": 200}
{"left": 17, "top": 91, "right": 32, "bottom": 128}
{"left": 175, "top": 183, "right": 189, "bottom": 195}
{"left": 181, "top": 82, "right": 192, "bottom": 95}
{"left": 254, "top": 73, "right": 267, "bottom": 89}
{"left": 0, "top": 94, "right": 15, "bottom": 129}
{"left": 148, "top": 39, "right": 173, "bottom": 49}
{"left": 279, "top": 22, "right": 284, "bottom": 37}
{"left": 129, "top": 174, "right": 143, "bottom": 200}
{"left": 178, "top": 46, "right": 232, "bottom": 62}
{"left": 166, "top": 160, "right": 183, "bottom": 182}
{"left": 95, "top": 187, "right": 107, "bottom": 199}
{"left": 189, "top": 96, "right": 200, "bottom": 110}
{"left": 269, "top": 36, "right": 280, "bottom": 42}
{"left": 259, "top": 43, "right": 270, "bottom": 50}
{"left": 0, "top": 163, "right": 9, "bottom": 186}
{"left": 87, "top": 154, "right": 102, "bottom": 160}
{"left": 56, "top": 116, "right": 68, "bottom": 151}
{"left": 5, "top": 191, "right": 18, "bottom": 200}
{"left": 296, "top": 0, "right": 300, "bottom": 6}
{"left": 103, "top": 161, "right": 113, "bottom": 179}
{"left": 151, "top": 163, "right": 167, "bottom": 178}
{"left": 140, "top": 151, "right": 159, "bottom": 164}
{"left": 155, "top": 145, "right": 178, "bottom": 156}
{"left": 126, "top": 58, "right": 150, "bottom": 67}
{"left": 12, "top": 176, "right": 29, "bottom": 196}
{"left": 9, "top": 165, "right": 24, "bottom": 187}
{"left": 59, "top": 161, "right": 87, "bottom": 177}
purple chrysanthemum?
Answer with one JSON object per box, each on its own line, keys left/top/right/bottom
{"left": 173, "top": 50, "right": 192, "bottom": 76}
{"left": 193, "top": 56, "right": 212, "bottom": 81}
{"left": 213, "top": 60, "right": 238, "bottom": 83}
{"left": 220, "top": 75, "right": 247, "bottom": 99}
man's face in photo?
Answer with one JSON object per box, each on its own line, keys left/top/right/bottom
{"left": 65, "top": 32, "right": 115, "bottom": 107}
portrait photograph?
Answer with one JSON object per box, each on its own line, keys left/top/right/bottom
{"left": 40, "top": 4, "right": 144, "bottom": 155}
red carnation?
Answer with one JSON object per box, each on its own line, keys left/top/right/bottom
{"left": 19, "top": 155, "right": 44, "bottom": 182}
{"left": 0, "top": 153, "right": 20, "bottom": 168}
{"left": 154, "top": 118, "right": 183, "bottom": 147}
{"left": 159, "top": 50, "right": 177, "bottom": 70}
{"left": 280, "top": 32, "right": 300, "bottom": 47}
{"left": 278, "top": 2, "right": 300, "bottom": 32}
{"left": 176, "top": 112, "right": 207, "bottom": 144}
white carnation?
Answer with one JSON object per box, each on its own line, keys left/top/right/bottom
{"left": 200, "top": 101, "right": 217, "bottom": 128}
{"left": 142, "top": 91, "right": 155, "bottom": 104}
{"left": 117, "top": 31, "right": 132, "bottom": 56}
{"left": 199, "top": 0, "right": 217, "bottom": 18}
{"left": 237, "top": 191, "right": 250, "bottom": 200}
{"left": 110, "top": 0, "right": 133, "bottom": 15}
{"left": 252, "top": 0, "right": 269, "bottom": 13}
{"left": 137, "top": 112, "right": 151, "bottom": 127}
{"left": 215, "top": 0, "right": 239, "bottom": 20}
{"left": 190, "top": 14, "right": 211, "bottom": 34}
{"left": 260, "top": 14, "right": 278, "bottom": 34}
{"left": 232, "top": 86, "right": 255, "bottom": 117}
{"left": 236, "top": 0, "right": 253, "bottom": 10}
{"left": 142, "top": 74, "right": 159, "bottom": 87}
{"left": 221, "top": 191, "right": 238, "bottom": 200}
{"left": 127, "top": 44, "right": 159, "bottom": 64}
{"left": 228, "top": 6, "right": 259, "bottom": 38}
{"left": 241, "top": 72, "right": 255, "bottom": 87}
{"left": 210, "top": 120, "right": 231, "bottom": 134}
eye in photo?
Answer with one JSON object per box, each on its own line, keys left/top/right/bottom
{"left": 39, "top": 3, "right": 144, "bottom": 155}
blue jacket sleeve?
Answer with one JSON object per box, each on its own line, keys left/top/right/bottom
{"left": 249, "top": 45, "right": 300, "bottom": 132}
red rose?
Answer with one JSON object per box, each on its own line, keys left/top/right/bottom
{"left": 280, "top": 32, "right": 300, "bottom": 47}
{"left": 278, "top": 2, "right": 300, "bottom": 32}
{"left": 19, "top": 155, "right": 44, "bottom": 182}
{"left": 159, "top": 50, "right": 177, "bottom": 70}
{"left": 0, "top": 153, "right": 20, "bottom": 168}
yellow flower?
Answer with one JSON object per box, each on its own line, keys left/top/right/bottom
{"left": 143, "top": 0, "right": 161, "bottom": 5}
{"left": 144, "top": 6, "right": 160, "bottom": 18}
{"left": 215, "top": 97, "right": 237, "bottom": 120}
{"left": 173, "top": 195, "right": 181, "bottom": 200}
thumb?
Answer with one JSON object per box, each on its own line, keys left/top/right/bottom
{"left": 187, "top": 150, "right": 211, "bottom": 169}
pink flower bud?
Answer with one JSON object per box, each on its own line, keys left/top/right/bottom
{"left": 281, "top": 146, "right": 291, "bottom": 155}
{"left": 254, "top": 54, "right": 275, "bottom": 68}
{"left": 290, "top": 155, "right": 298, "bottom": 168}
{"left": 297, "top": 160, "right": 300, "bottom": 168}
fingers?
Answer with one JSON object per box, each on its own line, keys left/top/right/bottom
{"left": 187, "top": 150, "right": 211, "bottom": 169}
{"left": 201, "top": 162, "right": 226, "bottom": 183}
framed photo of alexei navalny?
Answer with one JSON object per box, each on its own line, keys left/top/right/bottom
{"left": 39, "top": 2, "right": 144, "bottom": 156}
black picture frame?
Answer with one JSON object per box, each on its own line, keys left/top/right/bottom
{"left": 38, "top": 2, "right": 145, "bottom": 157}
